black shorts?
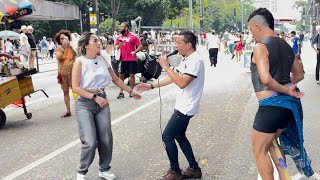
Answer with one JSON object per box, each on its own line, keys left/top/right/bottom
{"left": 120, "top": 61, "right": 137, "bottom": 75}
{"left": 253, "top": 106, "right": 294, "bottom": 133}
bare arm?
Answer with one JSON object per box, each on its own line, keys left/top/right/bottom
{"left": 163, "top": 66, "right": 194, "bottom": 89}
{"left": 152, "top": 76, "right": 173, "bottom": 88}
{"left": 134, "top": 44, "right": 143, "bottom": 53}
{"left": 55, "top": 47, "right": 64, "bottom": 61}
{"left": 109, "top": 67, "right": 134, "bottom": 93}
{"left": 311, "top": 34, "right": 319, "bottom": 53}
{"left": 290, "top": 56, "right": 304, "bottom": 84}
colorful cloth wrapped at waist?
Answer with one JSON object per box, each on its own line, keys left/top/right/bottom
{"left": 258, "top": 91, "right": 314, "bottom": 177}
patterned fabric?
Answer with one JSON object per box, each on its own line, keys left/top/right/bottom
{"left": 258, "top": 92, "right": 314, "bottom": 177}
{"left": 56, "top": 46, "right": 76, "bottom": 91}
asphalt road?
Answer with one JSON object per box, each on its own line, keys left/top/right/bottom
{"left": 0, "top": 45, "right": 319, "bottom": 180}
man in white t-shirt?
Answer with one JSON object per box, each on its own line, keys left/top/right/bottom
{"left": 5, "top": 39, "right": 13, "bottom": 56}
{"left": 206, "top": 30, "right": 220, "bottom": 67}
{"left": 136, "top": 30, "right": 205, "bottom": 180}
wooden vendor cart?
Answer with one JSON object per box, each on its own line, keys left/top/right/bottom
{"left": 0, "top": 68, "right": 49, "bottom": 129}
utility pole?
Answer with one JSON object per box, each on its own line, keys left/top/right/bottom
{"left": 189, "top": 0, "right": 193, "bottom": 29}
{"left": 79, "top": 9, "right": 83, "bottom": 34}
{"left": 94, "top": 0, "right": 99, "bottom": 35}
{"left": 88, "top": 0, "right": 98, "bottom": 34}
{"left": 312, "top": 1, "right": 318, "bottom": 37}
{"left": 200, "top": 0, "right": 204, "bottom": 31}
{"left": 241, "top": 0, "right": 244, "bottom": 32}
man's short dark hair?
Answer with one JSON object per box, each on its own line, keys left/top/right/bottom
{"left": 122, "top": 22, "right": 129, "bottom": 29}
{"left": 178, "top": 30, "right": 197, "bottom": 49}
{"left": 247, "top": 8, "right": 274, "bottom": 30}
{"left": 291, "top": 31, "right": 296, "bottom": 35}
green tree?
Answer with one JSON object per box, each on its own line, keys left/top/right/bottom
{"left": 203, "top": 0, "right": 255, "bottom": 33}
{"left": 99, "top": 18, "right": 120, "bottom": 35}
{"left": 293, "top": 0, "right": 309, "bottom": 32}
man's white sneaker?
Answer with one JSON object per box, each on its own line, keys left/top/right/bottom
{"left": 99, "top": 170, "right": 116, "bottom": 180}
{"left": 76, "top": 173, "right": 86, "bottom": 180}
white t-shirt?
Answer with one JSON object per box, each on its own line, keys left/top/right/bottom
{"left": 174, "top": 51, "right": 205, "bottom": 116}
{"left": 20, "top": 33, "right": 29, "bottom": 46}
{"left": 207, "top": 34, "right": 220, "bottom": 49}
{"left": 77, "top": 56, "right": 112, "bottom": 90}
{"left": 5, "top": 41, "right": 13, "bottom": 52}
{"left": 228, "top": 34, "right": 235, "bottom": 45}
{"left": 48, "top": 41, "right": 55, "bottom": 50}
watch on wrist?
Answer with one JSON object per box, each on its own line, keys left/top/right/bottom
{"left": 92, "top": 94, "right": 97, "bottom": 99}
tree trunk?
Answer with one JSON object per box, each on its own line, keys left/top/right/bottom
{"left": 111, "top": 0, "right": 121, "bottom": 34}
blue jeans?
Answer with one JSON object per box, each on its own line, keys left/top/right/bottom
{"left": 162, "top": 109, "right": 199, "bottom": 172}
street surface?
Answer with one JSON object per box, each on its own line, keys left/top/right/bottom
{"left": 0, "top": 43, "right": 319, "bottom": 180}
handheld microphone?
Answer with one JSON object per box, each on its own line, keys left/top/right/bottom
{"left": 167, "top": 50, "right": 181, "bottom": 67}
{"left": 166, "top": 50, "right": 178, "bottom": 58}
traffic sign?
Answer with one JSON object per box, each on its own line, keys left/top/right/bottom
{"left": 89, "top": 13, "right": 97, "bottom": 26}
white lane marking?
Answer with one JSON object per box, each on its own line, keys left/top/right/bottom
{"left": 1, "top": 93, "right": 170, "bottom": 180}
{"left": 1, "top": 140, "right": 79, "bottom": 180}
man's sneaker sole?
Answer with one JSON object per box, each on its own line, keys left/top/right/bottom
{"left": 98, "top": 172, "right": 116, "bottom": 180}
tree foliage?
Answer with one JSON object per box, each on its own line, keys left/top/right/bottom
{"left": 99, "top": 18, "right": 120, "bottom": 35}
{"left": 293, "top": 0, "right": 309, "bottom": 32}
{"left": 17, "top": 0, "right": 256, "bottom": 40}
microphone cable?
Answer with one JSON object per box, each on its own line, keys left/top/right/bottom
{"left": 151, "top": 54, "right": 166, "bottom": 149}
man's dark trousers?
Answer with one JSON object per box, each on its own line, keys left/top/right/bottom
{"left": 162, "top": 109, "right": 199, "bottom": 172}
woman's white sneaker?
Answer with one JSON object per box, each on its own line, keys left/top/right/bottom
{"left": 76, "top": 173, "right": 86, "bottom": 180}
{"left": 99, "top": 170, "right": 116, "bottom": 180}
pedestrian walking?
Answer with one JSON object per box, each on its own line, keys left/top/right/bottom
{"left": 40, "top": 36, "right": 49, "bottom": 60}
{"left": 234, "top": 33, "right": 243, "bottom": 62}
{"left": 19, "top": 25, "right": 31, "bottom": 68}
{"left": 114, "top": 22, "right": 143, "bottom": 99}
{"left": 54, "top": 30, "right": 77, "bottom": 118}
{"left": 4, "top": 39, "right": 13, "bottom": 56}
{"left": 26, "top": 25, "right": 37, "bottom": 68}
{"left": 206, "top": 30, "right": 220, "bottom": 67}
{"left": 248, "top": 8, "right": 314, "bottom": 179}
{"left": 311, "top": 25, "right": 320, "bottom": 84}
{"left": 72, "top": 32, "right": 141, "bottom": 180}
{"left": 47, "top": 38, "right": 56, "bottom": 60}
{"left": 136, "top": 30, "right": 204, "bottom": 180}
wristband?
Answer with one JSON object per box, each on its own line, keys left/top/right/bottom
{"left": 92, "top": 94, "right": 97, "bottom": 99}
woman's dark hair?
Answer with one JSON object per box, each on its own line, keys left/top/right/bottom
{"left": 77, "top": 32, "right": 94, "bottom": 56}
{"left": 54, "top": 30, "right": 72, "bottom": 45}
{"left": 178, "top": 30, "right": 197, "bottom": 49}
{"left": 247, "top": 8, "right": 274, "bottom": 30}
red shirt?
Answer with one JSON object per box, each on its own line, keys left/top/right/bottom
{"left": 114, "top": 32, "right": 141, "bottom": 61}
